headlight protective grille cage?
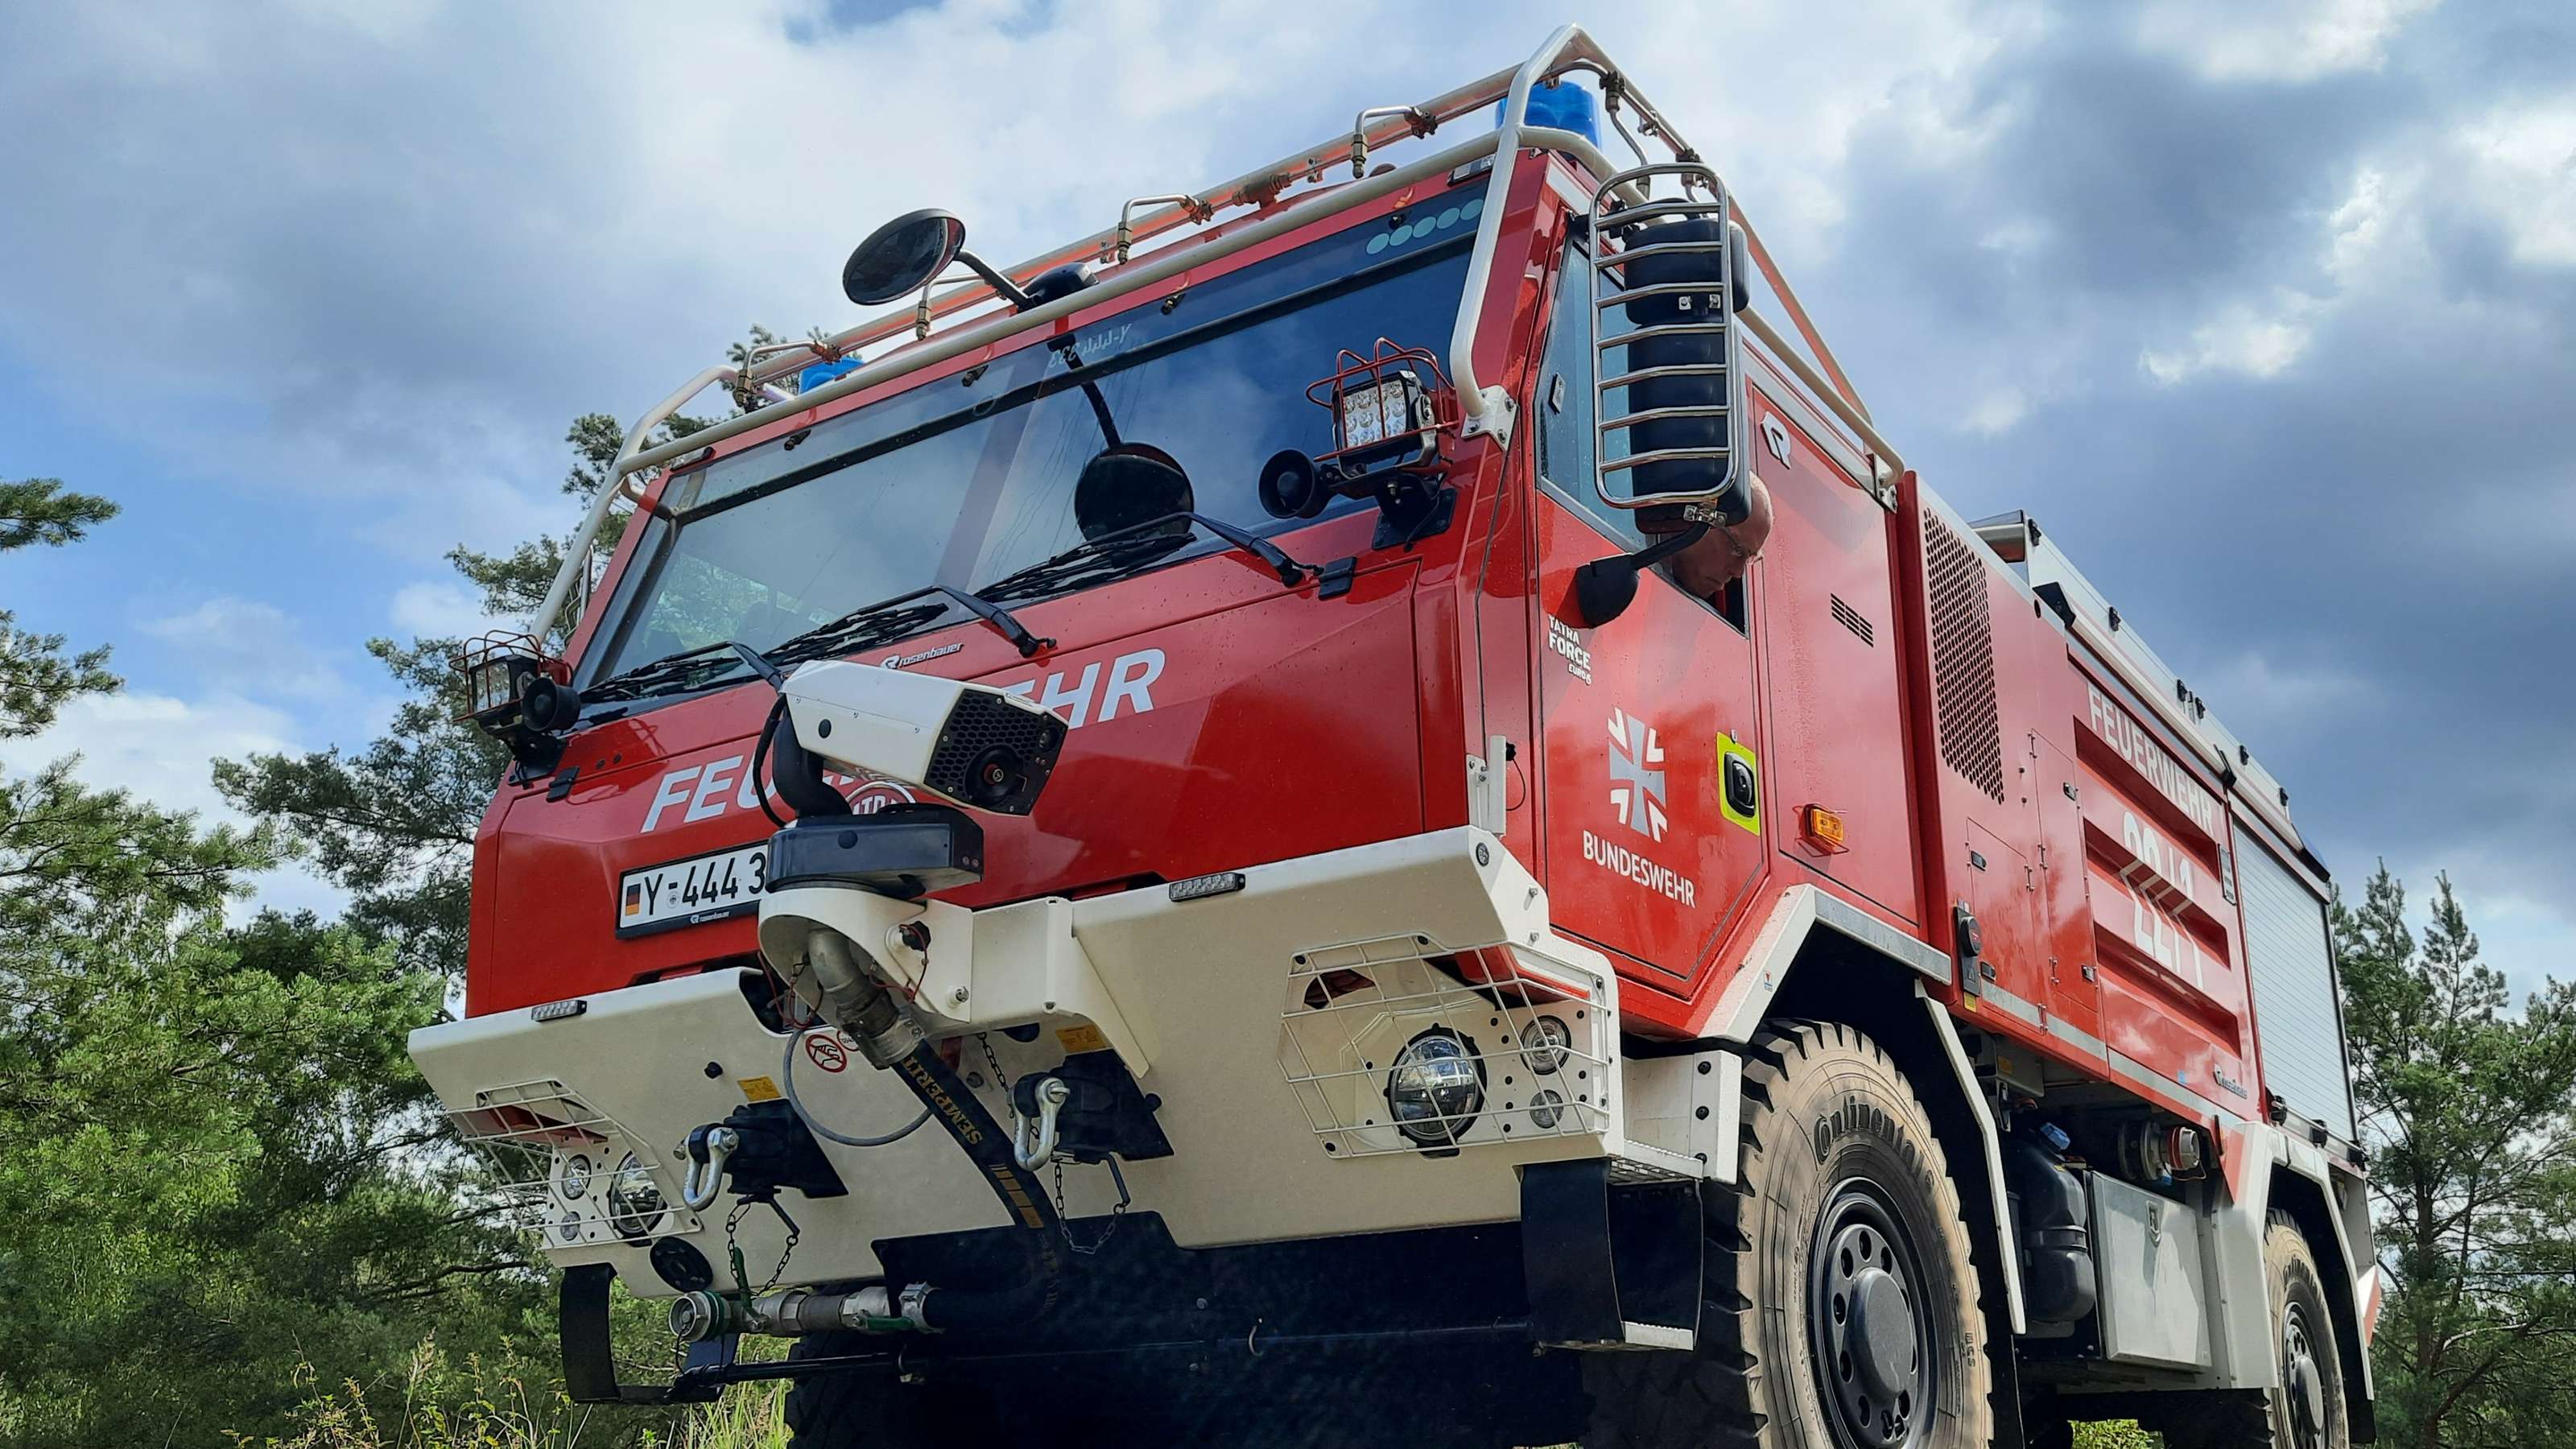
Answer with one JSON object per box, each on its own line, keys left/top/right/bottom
{"left": 1277, "top": 938, "right": 1612, "bottom": 1159}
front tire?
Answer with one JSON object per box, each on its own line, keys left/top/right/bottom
{"left": 1587, "top": 1019, "right": 1992, "bottom": 1447}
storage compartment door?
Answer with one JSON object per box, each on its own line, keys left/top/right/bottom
{"left": 2235, "top": 824, "right": 2355, "bottom": 1141}
{"left": 2090, "top": 1174, "right": 2212, "bottom": 1369}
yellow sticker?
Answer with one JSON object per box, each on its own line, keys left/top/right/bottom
{"left": 738, "top": 1075, "right": 782, "bottom": 1103}
{"left": 1715, "top": 732, "right": 1761, "bottom": 835}
{"left": 1055, "top": 1023, "right": 1109, "bottom": 1055}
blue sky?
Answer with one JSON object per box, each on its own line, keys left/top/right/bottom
{"left": 3, "top": 0, "right": 2571, "bottom": 984}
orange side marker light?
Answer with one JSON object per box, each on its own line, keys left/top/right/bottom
{"left": 1800, "top": 805, "right": 1849, "bottom": 854}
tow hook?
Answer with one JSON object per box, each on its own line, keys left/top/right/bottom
{"left": 679, "top": 1104, "right": 852, "bottom": 1211}
{"left": 680, "top": 1125, "right": 740, "bottom": 1211}
{"left": 1013, "top": 1075, "right": 1071, "bottom": 1170}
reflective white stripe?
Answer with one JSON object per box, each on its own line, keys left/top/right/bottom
{"left": 1975, "top": 980, "right": 2041, "bottom": 1026}
{"left": 2045, "top": 1013, "right": 2107, "bottom": 1059}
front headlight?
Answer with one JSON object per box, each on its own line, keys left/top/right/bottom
{"left": 557, "top": 1151, "right": 592, "bottom": 1200}
{"left": 1386, "top": 1027, "right": 1484, "bottom": 1147}
{"left": 605, "top": 1151, "right": 667, "bottom": 1239}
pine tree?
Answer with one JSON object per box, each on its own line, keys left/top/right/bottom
{"left": 2339, "top": 865, "right": 2576, "bottom": 1447}
{"left": 0, "top": 477, "right": 119, "bottom": 736}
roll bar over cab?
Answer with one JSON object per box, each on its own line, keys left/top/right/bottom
{"left": 416, "top": 24, "right": 2376, "bottom": 1448}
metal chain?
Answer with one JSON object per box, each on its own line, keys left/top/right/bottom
{"left": 723, "top": 1199, "right": 753, "bottom": 1294}
{"left": 724, "top": 1196, "right": 802, "bottom": 1296}
{"left": 1056, "top": 1154, "right": 1132, "bottom": 1257}
{"left": 988, "top": 1032, "right": 1127, "bottom": 1257}
{"left": 976, "top": 1032, "right": 1010, "bottom": 1097}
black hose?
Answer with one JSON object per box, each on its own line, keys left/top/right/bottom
{"left": 882, "top": 1038, "right": 1066, "bottom": 1331}
{"left": 751, "top": 694, "right": 791, "bottom": 828}
{"left": 759, "top": 695, "right": 851, "bottom": 824}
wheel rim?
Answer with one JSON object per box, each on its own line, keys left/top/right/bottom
{"left": 1807, "top": 1180, "right": 1938, "bottom": 1448}
{"left": 2282, "top": 1301, "right": 2328, "bottom": 1449}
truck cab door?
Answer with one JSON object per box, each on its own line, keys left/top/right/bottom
{"left": 1528, "top": 237, "right": 1768, "bottom": 1004}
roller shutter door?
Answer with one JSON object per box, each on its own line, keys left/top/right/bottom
{"left": 2235, "top": 826, "right": 2355, "bottom": 1141}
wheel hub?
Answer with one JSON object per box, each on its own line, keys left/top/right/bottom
{"left": 1847, "top": 1268, "right": 1918, "bottom": 1397}
{"left": 2283, "top": 1304, "right": 2327, "bottom": 1449}
{"left": 1809, "top": 1185, "right": 1936, "bottom": 1448}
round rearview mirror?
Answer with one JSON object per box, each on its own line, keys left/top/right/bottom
{"left": 843, "top": 208, "right": 968, "bottom": 305}
{"left": 1074, "top": 445, "right": 1195, "bottom": 543}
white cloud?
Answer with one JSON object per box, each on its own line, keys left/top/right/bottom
{"left": 2200, "top": 651, "right": 2374, "bottom": 734}
{"left": 141, "top": 595, "right": 344, "bottom": 699}
{"left": 1962, "top": 385, "right": 2029, "bottom": 436}
{"left": 2140, "top": 158, "right": 2431, "bottom": 388}
{"left": 390, "top": 579, "right": 502, "bottom": 641}
{"left": 1616, "top": 0, "right": 2046, "bottom": 263}
{"left": 2131, "top": 0, "right": 2442, "bottom": 83}
{"left": 2338, "top": 857, "right": 2576, "bottom": 1004}
{"left": 2323, "top": 164, "right": 2403, "bottom": 286}
{"left": 2140, "top": 293, "right": 2322, "bottom": 383}
{"left": 0, "top": 0, "right": 2086, "bottom": 576}
{"left": 1977, "top": 218, "right": 2053, "bottom": 256}
{"left": 2, "top": 688, "right": 295, "bottom": 824}
{"left": 2456, "top": 101, "right": 2576, "bottom": 268}
{"left": 0, "top": 688, "right": 350, "bottom": 919}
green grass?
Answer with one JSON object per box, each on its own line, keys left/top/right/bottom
{"left": 237, "top": 1335, "right": 2158, "bottom": 1448}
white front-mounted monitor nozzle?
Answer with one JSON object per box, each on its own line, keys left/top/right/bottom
{"left": 779, "top": 659, "right": 1067, "bottom": 816}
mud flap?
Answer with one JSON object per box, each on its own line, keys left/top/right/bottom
{"left": 561, "top": 1262, "right": 730, "bottom": 1405}
{"left": 1520, "top": 1159, "right": 1703, "bottom": 1348}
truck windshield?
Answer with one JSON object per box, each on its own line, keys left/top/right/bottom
{"left": 582, "top": 191, "right": 1482, "bottom": 699}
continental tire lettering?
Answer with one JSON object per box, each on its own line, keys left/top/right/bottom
{"left": 895, "top": 1054, "right": 985, "bottom": 1146}
{"left": 1810, "top": 1094, "right": 1923, "bottom": 1173}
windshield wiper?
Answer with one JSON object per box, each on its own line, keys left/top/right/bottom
{"left": 584, "top": 640, "right": 751, "bottom": 704}
{"left": 977, "top": 511, "right": 1314, "bottom": 606}
{"left": 767, "top": 581, "right": 1055, "bottom": 667}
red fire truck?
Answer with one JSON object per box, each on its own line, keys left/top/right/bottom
{"left": 416, "top": 25, "right": 2376, "bottom": 1448}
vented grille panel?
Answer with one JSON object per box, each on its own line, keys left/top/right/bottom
{"left": 1831, "top": 594, "right": 1875, "bottom": 646}
{"left": 1922, "top": 512, "right": 2005, "bottom": 803}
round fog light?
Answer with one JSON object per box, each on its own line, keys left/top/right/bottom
{"left": 606, "top": 1151, "right": 667, "bottom": 1240}
{"left": 558, "top": 1151, "right": 592, "bottom": 1200}
{"left": 1524, "top": 1014, "right": 1574, "bottom": 1074}
{"left": 1386, "top": 1027, "right": 1484, "bottom": 1147}
{"left": 1530, "top": 1088, "right": 1567, "bottom": 1129}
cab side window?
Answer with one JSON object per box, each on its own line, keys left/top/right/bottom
{"left": 1536, "top": 235, "right": 1748, "bottom": 631}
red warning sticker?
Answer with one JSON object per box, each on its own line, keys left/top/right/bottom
{"left": 803, "top": 1033, "right": 849, "bottom": 1073}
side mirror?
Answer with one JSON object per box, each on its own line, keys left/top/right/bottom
{"left": 844, "top": 207, "right": 1038, "bottom": 312}
{"left": 843, "top": 208, "right": 969, "bottom": 305}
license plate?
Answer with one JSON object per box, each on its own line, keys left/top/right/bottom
{"left": 617, "top": 844, "right": 767, "bottom": 937}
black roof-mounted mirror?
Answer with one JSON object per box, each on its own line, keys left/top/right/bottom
{"left": 843, "top": 208, "right": 968, "bottom": 305}
{"left": 842, "top": 208, "right": 1038, "bottom": 312}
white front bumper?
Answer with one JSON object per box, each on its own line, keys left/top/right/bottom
{"left": 413, "top": 828, "right": 1728, "bottom": 1296}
